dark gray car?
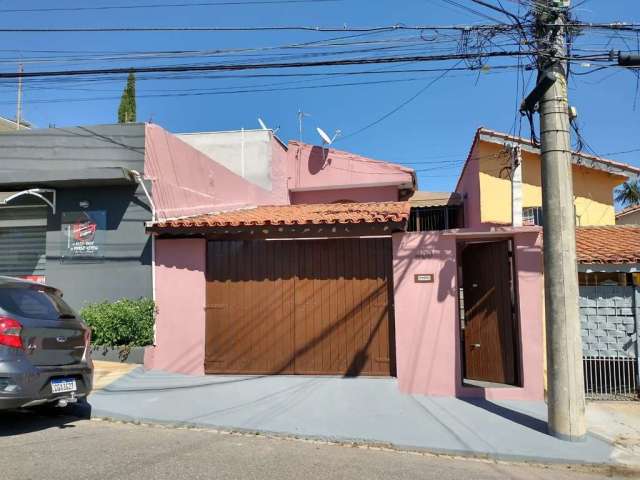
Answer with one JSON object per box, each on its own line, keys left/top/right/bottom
{"left": 0, "top": 276, "right": 93, "bottom": 410}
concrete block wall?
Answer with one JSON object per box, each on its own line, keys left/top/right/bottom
{"left": 580, "top": 286, "right": 638, "bottom": 358}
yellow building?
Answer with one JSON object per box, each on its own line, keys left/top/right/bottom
{"left": 455, "top": 128, "right": 640, "bottom": 227}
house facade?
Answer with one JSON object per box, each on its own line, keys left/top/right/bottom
{"left": 456, "top": 128, "right": 640, "bottom": 227}
{"left": 145, "top": 131, "right": 545, "bottom": 401}
{"left": 454, "top": 128, "right": 640, "bottom": 398}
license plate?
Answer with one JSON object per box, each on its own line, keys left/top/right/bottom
{"left": 51, "top": 378, "right": 77, "bottom": 394}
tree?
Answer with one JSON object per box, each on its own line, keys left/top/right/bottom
{"left": 615, "top": 179, "right": 640, "bottom": 208}
{"left": 117, "top": 72, "right": 136, "bottom": 123}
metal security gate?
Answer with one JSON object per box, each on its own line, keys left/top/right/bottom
{"left": 583, "top": 357, "right": 638, "bottom": 401}
{"left": 0, "top": 206, "right": 47, "bottom": 278}
{"left": 205, "top": 238, "right": 395, "bottom": 376}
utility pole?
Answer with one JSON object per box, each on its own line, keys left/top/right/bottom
{"left": 511, "top": 145, "right": 523, "bottom": 227}
{"left": 535, "top": 0, "right": 586, "bottom": 441}
{"left": 16, "top": 63, "right": 23, "bottom": 130}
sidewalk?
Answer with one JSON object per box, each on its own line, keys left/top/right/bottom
{"left": 587, "top": 401, "right": 640, "bottom": 467}
{"left": 86, "top": 367, "right": 639, "bottom": 466}
{"left": 92, "top": 361, "right": 140, "bottom": 390}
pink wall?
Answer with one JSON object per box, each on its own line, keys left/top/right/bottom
{"left": 392, "top": 228, "right": 544, "bottom": 400}
{"left": 144, "top": 238, "right": 207, "bottom": 375}
{"left": 455, "top": 141, "right": 482, "bottom": 228}
{"left": 144, "top": 124, "right": 280, "bottom": 219}
{"left": 290, "top": 186, "right": 399, "bottom": 204}
{"left": 286, "top": 141, "right": 415, "bottom": 193}
{"left": 270, "top": 136, "right": 291, "bottom": 204}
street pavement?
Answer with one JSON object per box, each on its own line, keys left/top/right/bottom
{"left": 0, "top": 408, "right": 634, "bottom": 480}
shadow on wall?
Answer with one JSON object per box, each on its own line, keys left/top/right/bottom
{"left": 155, "top": 239, "right": 205, "bottom": 272}
{"left": 308, "top": 145, "right": 331, "bottom": 175}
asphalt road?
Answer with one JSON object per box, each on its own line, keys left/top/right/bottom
{"left": 0, "top": 408, "right": 632, "bottom": 480}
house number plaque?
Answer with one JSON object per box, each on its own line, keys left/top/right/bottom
{"left": 414, "top": 274, "right": 434, "bottom": 283}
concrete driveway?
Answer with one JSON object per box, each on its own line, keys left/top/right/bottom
{"left": 89, "top": 368, "right": 623, "bottom": 466}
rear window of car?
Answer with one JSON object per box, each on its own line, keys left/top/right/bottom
{"left": 0, "top": 285, "right": 75, "bottom": 320}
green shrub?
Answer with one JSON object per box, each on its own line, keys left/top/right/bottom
{"left": 80, "top": 298, "right": 155, "bottom": 347}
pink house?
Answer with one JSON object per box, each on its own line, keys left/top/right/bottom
{"left": 143, "top": 124, "right": 544, "bottom": 401}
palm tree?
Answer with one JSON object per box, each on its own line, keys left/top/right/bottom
{"left": 615, "top": 179, "right": 640, "bottom": 208}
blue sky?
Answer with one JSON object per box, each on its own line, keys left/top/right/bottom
{"left": 0, "top": 0, "right": 638, "bottom": 193}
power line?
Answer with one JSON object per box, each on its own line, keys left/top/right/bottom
{"left": 338, "top": 60, "right": 463, "bottom": 141}
{"left": 0, "top": 0, "right": 341, "bottom": 13}
{"left": 0, "top": 24, "right": 515, "bottom": 34}
{"left": 0, "top": 67, "right": 515, "bottom": 105}
{"left": 0, "top": 50, "right": 530, "bottom": 79}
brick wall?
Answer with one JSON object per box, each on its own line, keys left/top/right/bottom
{"left": 580, "top": 286, "right": 638, "bottom": 358}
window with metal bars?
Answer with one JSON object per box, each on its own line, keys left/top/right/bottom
{"left": 407, "top": 206, "right": 462, "bottom": 232}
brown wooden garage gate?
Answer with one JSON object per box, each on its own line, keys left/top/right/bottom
{"left": 205, "top": 237, "right": 395, "bottom": 376}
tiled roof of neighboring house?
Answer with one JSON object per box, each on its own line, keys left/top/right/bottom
{"left": 616, "top": 204, "right": 640, "bottom": 219}
{"left": 409, "top": 191, "right": 463, "bottom": 207}
{"left": 576, "top": 225, "right": 640, "bottom": 264}
{"left": 151, "top": 202, "right": 411, "bottom": 230}
{"left": 477, "top": 127, "right": 640, "bottom": 176}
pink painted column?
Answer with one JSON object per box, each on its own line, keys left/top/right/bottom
{"left": 392, "top": 232, "right": 459, "bottom": 395}
{"left": 144, "top": 238, "right": 207, "bottom": 375}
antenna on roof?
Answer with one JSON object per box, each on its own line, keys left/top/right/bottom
{"left": 297, "top": 109, "right": 311, "bottom": 142}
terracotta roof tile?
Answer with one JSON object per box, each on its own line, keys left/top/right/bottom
{"left": 576, "top": 225, "right": 640, "bottom": 264}
{"left": 616, "top": 204, "right": 640, "bottom": 219}
{"left": 152, "top": 202, "right": 411, "bottom": 230}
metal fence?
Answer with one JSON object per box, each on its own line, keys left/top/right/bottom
{"left": 583, "top": 356, "right": 639, "bottom": 401}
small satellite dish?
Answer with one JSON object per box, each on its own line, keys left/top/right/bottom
{"left": 316, "top": 127, "right": 342, "bottom": 146}
{"left": 316, "top": 127, "right": 332, "bottom": 145}
{"left": 257, "top": 117, "right": 268, "bottom": 130}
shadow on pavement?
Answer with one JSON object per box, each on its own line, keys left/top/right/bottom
{"left": 0, "top": 401, "right": 92, "bottom": 437}
{"left": 461, "top": 398, "right": 549, "bottom": 435}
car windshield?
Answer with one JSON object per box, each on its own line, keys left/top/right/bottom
{"left": 0, "top": 284, "right": 75, "bottom": 320}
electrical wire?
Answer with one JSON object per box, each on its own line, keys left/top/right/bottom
{"left": 338, "top": 60, "right": 464, "bottom": 141}
{"left": 0, "top": 0, "right": 342, "bottom": 13}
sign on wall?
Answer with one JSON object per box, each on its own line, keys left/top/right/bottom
{"left": 414, "top": 274, "right": 434, "bottom": 283}
{"left": 61, "top": 210, "right": 106, "bottom": 261}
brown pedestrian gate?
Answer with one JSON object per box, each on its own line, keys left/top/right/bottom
{"left": 461, "top": 240, "right": 519, "bottom": 385}
{"left": 205, "top": 238, "right": 395, "bottom": 376}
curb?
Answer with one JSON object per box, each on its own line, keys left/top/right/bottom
{"left": 89, "top": 408, "right": 639, "bottom": 473}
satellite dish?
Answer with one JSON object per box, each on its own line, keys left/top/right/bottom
{"left": 316, "top": 127, "right": 332, "bottom": 145}
{"left": 316, "top": 127, "right": 342, "bottom": 146}
{"left": 257, "top": 117, "right": 268, "bottom": 130}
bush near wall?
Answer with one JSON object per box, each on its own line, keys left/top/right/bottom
{"left": 80, "top": 298, "right": 155, "bottom": 347}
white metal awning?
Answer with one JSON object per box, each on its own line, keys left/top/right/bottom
{"left": 0, "top": 188, "right": 56, "bottom": 214}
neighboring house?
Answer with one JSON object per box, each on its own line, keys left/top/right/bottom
{"left": 145, "top": 133, "right": 545, "bottom": 401}
{"left": 452, "top": 128, "right": 640, "bottom": 398}
{"left": 455, "top": 128, "right": 640, "bottom": 227}
{"left": 0, "top": 122, "right": 274, "bottom": 309}
{"left": 0, "top": 115, "right": 30, "bottom": 132}
{"left": 616, "top": 205, "right": 640, "bottom": 225}
{"left": 177, "top": 130, "right": 416, "bottom": 204}
{"left": 576, "top": 226, "right": 640, "bottom": 398}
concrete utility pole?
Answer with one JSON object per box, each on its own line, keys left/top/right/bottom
{"left": 511, "top": 145, "right": 523, "bottom": 227}
{"left": 16, "top": 63, "right": 23, "bottom": 130}
{"left": 535, "top": 0, "right": 586, "bottom": 441}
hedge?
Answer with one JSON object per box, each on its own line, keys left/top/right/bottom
{"left": 80, "top": 298, "right": 155, "bottom": 347}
